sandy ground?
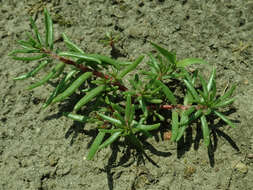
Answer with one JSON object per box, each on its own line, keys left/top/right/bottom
{"left": 0, "top": 0, "right": 253, "bottom": 189}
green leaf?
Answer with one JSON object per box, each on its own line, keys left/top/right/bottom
{"left": 198, "top": 73, "right": 208, "bottom": 99}
{"left": 200, "top": 115, "right": 210, "bottom": 146}
{"left": 89, "top": 54, "right": 120, "bottom": 69}
{"left": 176, "top": 58, "right": 208, "bottom": 68}
{"left": 148, "top": 53, "right": 160, "bottom": 72}
{"left": 213, "top": 111, "right": 236, "bottom": 128}
{"left": 97, "top": 113, "right": 122, "bottom": 126}
{"left": 30, "top": 16, "right": 42, "bottom": 45}
{"left": 28, "top": 62, "right": 65, "bottom": 90}
{"left": 52, "top": 72, "right": 93, "bottom": 103}
{"left": 207, "top": 67, "right": 216, "bottom": 92}
{"left": 44, "top": 8, "right": 54, "bottom": 50}
{"left": 150, "top": 42, "right": 176, "bottom": 65}
{"left": 8, "top": 49, "right": 41, "bottom": 56}
{"left": 62, "top": 33, "right": 84, "bottom": 53}
{"left": 59, "top": 52, "right": 101, "bottom": 64}
{"left": 74, "top": 85, "right": 105, "bottom": 111}
{"left": 216, "top": 84, "right": 236, "bottom": 103}
{"left": 63, "top": 112, "right": 89, "bottom": 123}
{"left": 213, "top": 97, "right": 235, "bottom": 108}
{"left": 176, "top": 125, "right": 187, "bottom": 142}
{"left": 135, "top": 123, "right": 160, "bottom": 131}
{"left": 86, "top": 131, "right": 106, "bottom": 160}
{"left": 138, "top": 97, "right": 148, "bottom": 118}
{"left": 183, "top": 79, "right": 201, "bottom": 102}
{"left": 125, "top": 94, "right": 132, "bottom": 123}
{"left": 43, "top": 75, "right": 68, "bottom": 108}
{"left": 98, "top": 131, "right": 122, "bottom": 150}
{"left": 14, "top": 60, "right": 49, "bottom": 80}
{"left": 154, "top": 80, "right": 177, "bottom": 105}
{"left": 171, "top": 110, "right": 179, "bottom": 141}
{"left": 117, "top": 56, "right": 144, "bottom": 80}
{"left": 11, "top": 54, "right": 47, "bottom": 61}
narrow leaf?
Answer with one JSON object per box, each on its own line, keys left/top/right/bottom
{"left": 117, "top": 56, "right": 144, "bottom": 80}
{"left": 136, "top": 123, "right": 160, "bottom": 131}
{"left": 213, "top": 97, "right": 235, "bottom": 108}
{"left": 125, "top": 94, "right": 132, "bottom": 123}
{"left": 59, "top": 52, "right": 101, "bottom": 64}
{"left": 52, "top": 72, "right": 92, "bottom": 103}
{"left": 74, "top": 85, "right": 105, "bottom": 111}
{"left": 97, "top": 113, "right": 122, "bottom": 126}
{"left": 11, "top": 54, "right": 47, "bottom": 61}
{"left": 176, "top": 58, "right": 208, "bottom": 68}
{"left": 30, "top": 16, "right": 42, "bottom": 45}
{"left": 99, "top": 131, "right": 122, "bottom": 150}
{"left": 62, "top": 33, "right": 84, "bottom": 53}
{"left": 213, "top": 111, "right": 236, "bottom": 128}
{"left": 63, "top": 112, "right": 89, "bottom": 123}
{"left": 200, "top": 115, "right": 210, "bottom": 146}
{"left": 207, "top": 67, "right": 216, "bottom": 92}
{"left": 14, "top": 60, "right": 49, "bottom": 80}
{"left": 44, "top": 8, "right": 54, "bottom": 50}
{"left": 150, "top": 42, "right": 176, "bottom": 65}
{"left": 183, "top": 79, "right": 201, "bottom": 102}
{"left": 171, "top": 110, "right": 179, "bottom": 141}
{"left": 86, "top": 131, "right": 106, "bottom": 160}
{"left": 28, "top": 62, "right": 65, "bottom": 90}
{"left": 154, "top": 80, "right": 177, "bottom": 104}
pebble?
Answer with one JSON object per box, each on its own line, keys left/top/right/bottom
{"left": 232, "top": 161, "right": 248, "bottom": 174}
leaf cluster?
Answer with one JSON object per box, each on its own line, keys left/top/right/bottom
{"left": 10, "top": 9, "right": 237, "bottom": 160}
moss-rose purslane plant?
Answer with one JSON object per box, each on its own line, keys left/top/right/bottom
{"left": 9, "top": 9, "right": 236, "bottom": 160}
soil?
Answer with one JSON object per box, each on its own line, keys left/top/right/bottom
{"left": 0, "top": 0, "right": 253, "bottom": 190}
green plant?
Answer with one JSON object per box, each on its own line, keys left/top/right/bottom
{"left": 9, "top": 9, "right": 236, "bottom": 160}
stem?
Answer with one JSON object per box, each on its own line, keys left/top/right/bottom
{"left": 42, "top": 48, "right": 128, "bottom": 91}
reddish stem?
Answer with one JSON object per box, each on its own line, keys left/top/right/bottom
{"left": 42, "top": 48, "right": 128, "bottom": 91}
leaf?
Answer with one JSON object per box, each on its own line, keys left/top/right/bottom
{"left": 58, "top": 52, "right": 101, "bottom": 64}
{"left": 117, "top": 56, "right": 144, "bottom": 80}
{"left": 213, "top": 97, "right": 235, "bottom": 108}
{"left": 97, "top": 113, "right": 122, "bottom": 126}
{"left": 8, "top": 49, "right": 41, "bottom": 56}
{"left": 176, "top": 58, "right": 208, "bottom": 68}
{"left": 183, "top": 79, "right": 201, "bottom": 102}
{"left": 86, "top": 131, "right": 106, "bottom": 160}
{"left": 52, "top": 72, "right": 93, "bottom": 103}
{"left": 98, "top": 131, "right": 122, "bottom": 150}
{"left": 135, "top": 123, "right": 160, "bottom": 131}
{"left": 44, "top": 8, "right": 54, "bottom": 50}
{"left": 154, "top": 80, "right": 177, "bottom": 105}
{"left": 213, "top": 111, "right": 236, "bottom": 128}
{"left": 30, "top": 16, "right": 42, "bottom": 45}
{"left": 63, "top": 112, "right": 89, "bottom": 123}
{"left": 89, "top": 54, "right": 120, "bottom": 69}
{"left": 207, "top": 67, "right": 216, "bottom": 92}
{"left": 198, "top": 73, "right": 208, "bottom": 99}
{"left": 125, "top": 94, "right": 132, "bottom": 123}
{"left": 43, "top": 75, "right": 68, "bottom": 108}
{"left": 62, "top": 33, "right": 84, "bottom": 53}
{"left": 28, "top": 62, "right": 65, "bottom": 90}
{"left": 171, "top": 110, "right": 179, "bottom": 141}
{"left": 150, "top": 42, "right": 176, "bottom": 65}
{"left": 216, "top": 84, "right": 236, "bottom": 103}
{"left": 200, "top": 115, "right": 210, "bottom": 146}
{"left": 14, "top": 60, "right": 49, "bottom": 80}
{"left": 74, "top": 85, "right": 105, "bottom": 111}
{"left": 176, "top": 125, "right": 187, "bottom": 142}
{"left": 11, "top": 54, "right": 47, "bottom": 61}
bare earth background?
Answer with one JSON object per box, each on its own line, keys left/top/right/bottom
{"left": 0, "top": 0, "right": 253, "bottom": 190}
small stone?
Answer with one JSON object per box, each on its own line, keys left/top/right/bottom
{"left": 246, "top": 153, "right": 253, "bottom": 159}
{"left": 233, "top": 162, "right": 248, "bottom": 174}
